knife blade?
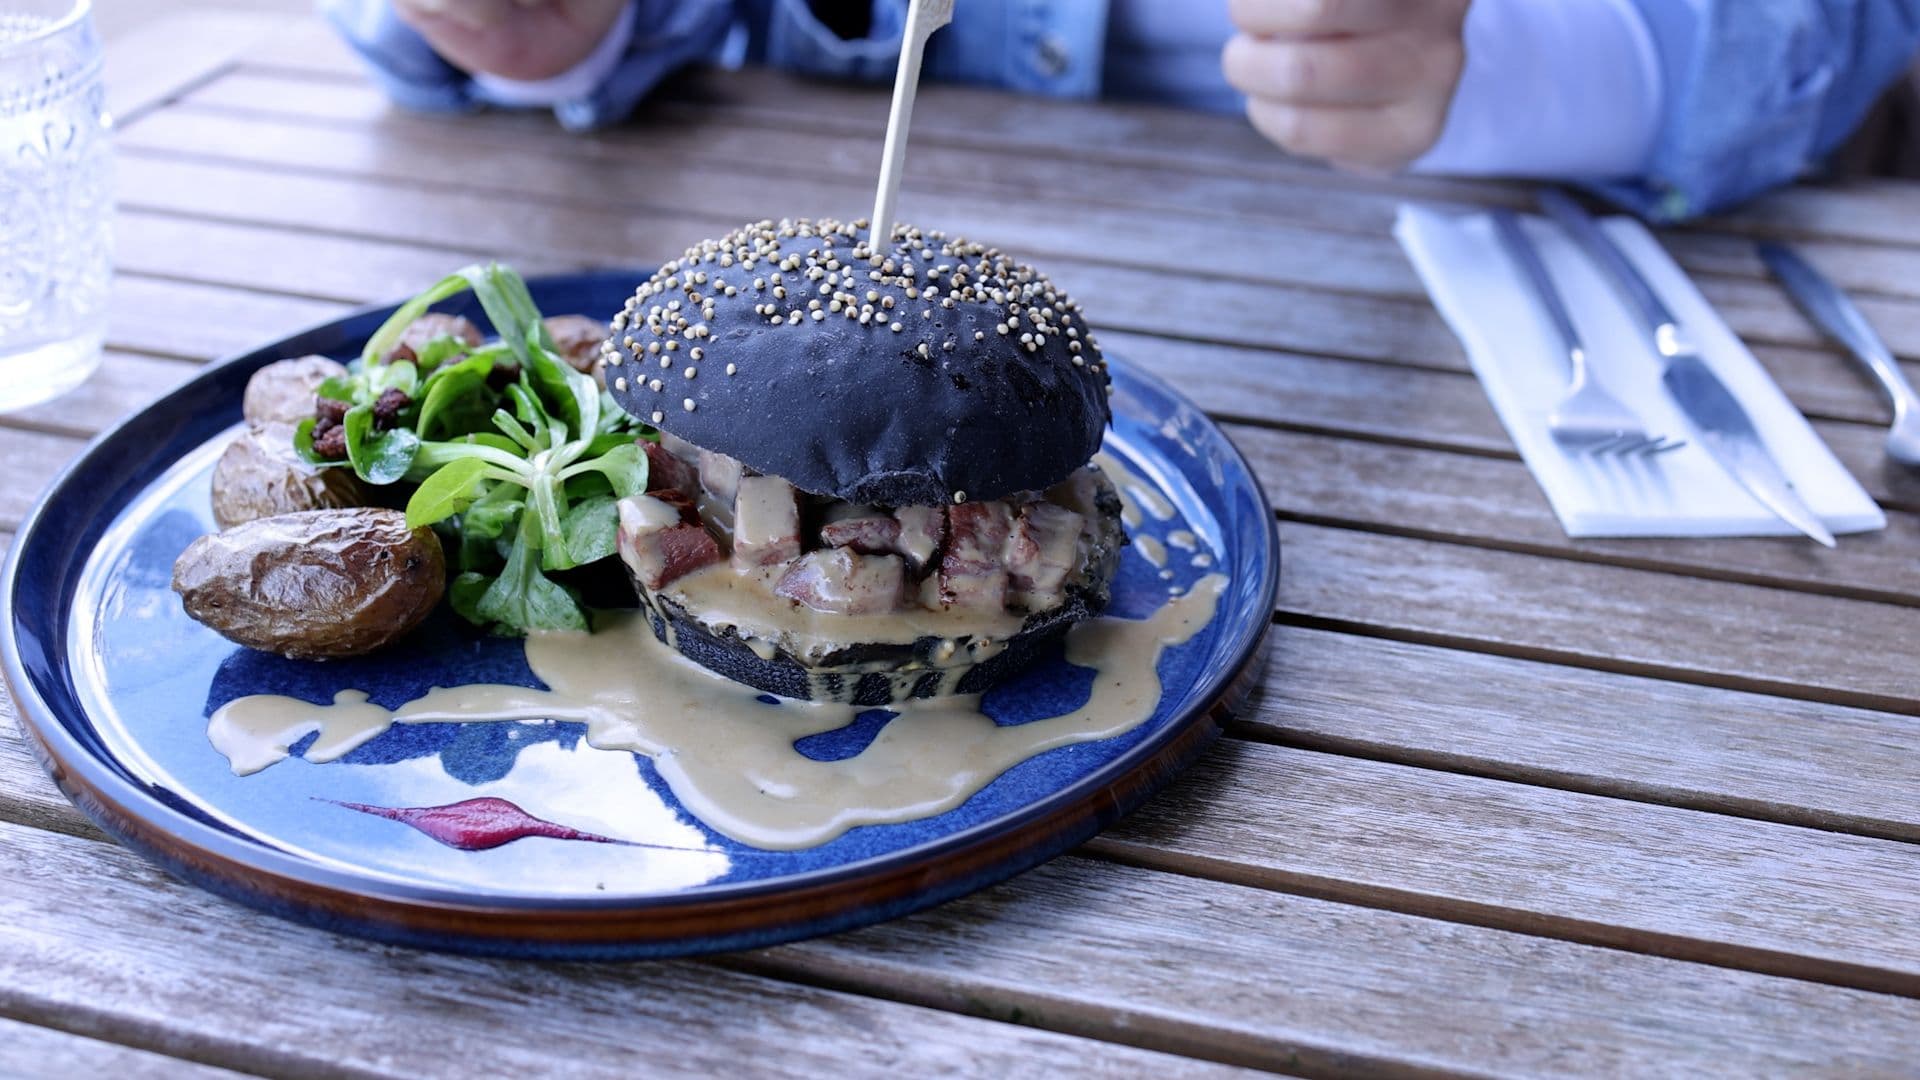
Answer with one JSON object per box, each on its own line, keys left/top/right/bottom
{"left": 1538, "top": 190, "right": 1836, "bottom": 547}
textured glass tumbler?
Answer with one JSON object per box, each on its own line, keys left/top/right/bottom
{"left": 0, "top": 0, "right": 111, "bottom": 413}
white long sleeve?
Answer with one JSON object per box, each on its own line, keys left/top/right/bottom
{"left": 1411, "top": 0, "right": 1665, "bottom": 180}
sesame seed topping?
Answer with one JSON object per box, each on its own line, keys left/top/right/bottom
{"left": 683, "top": 366, "right": 696, "bottom": 379}
{"left": 651, "top": 411, "right": 664, "bottom": 423}
{"left": 613, "top": 377, "right": 629, "bottom": 391}
{"left": 683, "top": 398, "right": 696, "bottom": 412}
{"left": 890, "top": 321, "right": 903, "bottom": 333}
{"left": 953, "top": 491, "right": 967, "bottom": 504}
{"left": 726, "top": 363, "right": 737, "bottom": 375}
{"left": 690, "top": 347, "right": 704, "bottom": 361}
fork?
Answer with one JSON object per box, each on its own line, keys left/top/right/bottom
{"left": 1490, "top": 210, "right": 1685, "bottom": 456}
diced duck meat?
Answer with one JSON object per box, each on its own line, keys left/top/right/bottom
{"left": 1007, "top": 502, "right": 1084, "bottom": 608}
{"left": 641, "top": 440, "right": 699, "bottom": 496}
{"left": 698, "top": 449, "right": 743, "bottom": 504}
{"left": 658, "top": 431, "right": 701, "bottom": 462}
{"left": 936, "top": 500, "right": 1014, "bottom": 612}
{"left": 775, "top": 549, "right": 906, "bottom": 615}
{"left": 892, "top": 505, "right": 946, "bottom": 573}
{"left": 732, "top": 475, "right": 802, "bottom": 570}
{"left": 618, "top": 493, "right": 722, "bottom": 589}
{"left": 820, "top": 513, "right": 901, "bottom": 555}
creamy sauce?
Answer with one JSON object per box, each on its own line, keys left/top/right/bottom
{"left": 668, "top": 562, "right": 1027, "bottom": 653}
{"left": 1094, "top": 450, "right": 1176, "bottom": 526}
{"left": 1134, "top": 534, "right": 1167, "bottom": 568}
{"left": 209, "top": 576, "right": 1228, "bottom": 850}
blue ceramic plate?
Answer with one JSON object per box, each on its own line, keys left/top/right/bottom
{"left": 3, "top": 272, "right": 1277, "bottom": 958}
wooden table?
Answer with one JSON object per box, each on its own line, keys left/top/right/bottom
{"left": 4, "top": 14, "right": 1919, "bottom": 1077}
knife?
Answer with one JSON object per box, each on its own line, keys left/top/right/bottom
{"left": 1757, "top": 241, "right": 1920, "bottom": 468}
{"left": 1538, "top": 190, "right": 1836, "bottom": 547}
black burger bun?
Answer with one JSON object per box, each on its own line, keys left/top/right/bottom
{"left": 603, "top": 219, "right": 1110, "bottom": 507}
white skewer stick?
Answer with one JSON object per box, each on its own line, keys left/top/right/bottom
{"left": 869, "top": 0, "right": 954, "bottom": 249}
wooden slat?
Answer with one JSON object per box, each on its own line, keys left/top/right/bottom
{"left": 111, "top": 104, "right": 1920, "bottom": 367}
{"left": 106, "top": 143, "right": 1920, "bottom": 440}
{"left": 20, "top": 658, "right": 1911, "bottom": 1004}
{"left": 0, "top": 428, "right": 86, "bottom": 531}
{"left": 1278, "top": 521, "right": 1920, "bottom": 714}
{"left": 231, "top": 16, "right": 1920, "bottom": 257}
{"left": 748, "top": 856, "right": 1920, "bottom": 1077}
{"left": 1244, "top": 625, "right": 1920, "bottom": 842}
{"left": 0, "top": 816, "right": 1912, "bottom": 1077}
{"left": 114, "top": 209, "right": 574, "bottom": 306}
{"left": 1225, "top": 421, "right": 1920, "bottom": 605}
{"left": 179, "top": 68, "right": 1920, "bottom": 306}
{"left": 2, "top": 352, "right": 202, "bottom": 440}
{"left": 0, "top": 1017, "right": 251, "bottom": 1080}
{"left": 103, "top": 12, "right": 290, "bottom": 124}
{"left": 107, "top": 277, "right": 349, "bottom": 361}
{"left": 0, "top": 818, "right": 1244, "bottom": 1080}
{"left": 1091, "top": 740, "right": 1920, "bottom": 994}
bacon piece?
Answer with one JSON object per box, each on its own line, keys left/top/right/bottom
{"left": 732, "top": 475, "right": 802, "bottom": 570}
{"left": 775, "top": 549, "right": 906, "bottom": 615}
{"left": 617, "top": 494, "right": 721, "bottom": 589}
{"left": 698, "top": 449, "right": 743, "bottom": 504}
{"left": 641, "top": 440, "right": 699, "bottom": 496}
{"left": 935, "top": 500, "right": 1014, "bottom": 612}
{"left": 1007, "top": 502, "right": 1084, "bottom": 609}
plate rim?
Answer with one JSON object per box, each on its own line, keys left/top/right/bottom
{"left": 1, "top": 271, "right": 1279, "bottom": 957}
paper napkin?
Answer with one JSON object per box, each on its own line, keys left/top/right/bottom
{"left": 1394, "top": 204, "right": 1885, "bottom": 539}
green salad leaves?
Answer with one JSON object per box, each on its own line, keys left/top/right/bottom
{"left": 299, "top": 263, "right": 649, "bottom": 636}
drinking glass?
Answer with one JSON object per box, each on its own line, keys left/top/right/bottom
{"left": 0, "top": 0, "right": 111, "bottom": 412}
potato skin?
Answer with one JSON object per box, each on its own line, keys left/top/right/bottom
{"left": 210, "top": 423, "right": 367, "bottom": 529}
{"left": 173, "top": 508, "right": 446, "bottom": 660}
{"left": 242, "top": 356, "right": 349, "bottom": 425}
{"left": 543, "top": 314, "right": 607, "bottom": 374}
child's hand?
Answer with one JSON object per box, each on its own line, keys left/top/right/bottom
{"left": 1222, "top": 0, "right": 1470, "bottom": 171}
{"left": 394, "top": 0, "right": 626, "bottom": 82}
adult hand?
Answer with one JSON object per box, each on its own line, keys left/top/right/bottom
{"left": 1222, "top": 0, "right": 1471, "bottom": 172}
{"left": 394, "top": 0, "right": 627, "bottom": 82}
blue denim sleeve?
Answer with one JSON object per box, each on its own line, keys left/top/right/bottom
{"left": 319, "top": 0, "right": 735, "bottom": 131}
{"left": 1596, "top": 0, "right": 1920, "bottom": 222}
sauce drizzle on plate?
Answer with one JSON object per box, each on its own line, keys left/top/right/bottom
{"left": 209, "top": 575, "right": 1228, "bottom": 850}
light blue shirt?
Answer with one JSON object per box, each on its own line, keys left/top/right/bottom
{"left": 322, "top": 0, "right": 1920, "bottom": 222}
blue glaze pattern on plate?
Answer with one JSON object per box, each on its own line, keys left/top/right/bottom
{"left": 3, "top": 272, "right": 1279, "bottom": 956}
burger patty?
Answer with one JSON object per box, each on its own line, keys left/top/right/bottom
{"left": 615, "top": 434, "right": 1126, "bottom": 704}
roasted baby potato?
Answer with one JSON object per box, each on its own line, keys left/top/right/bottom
{"left": 543, "top": 314, "right": 607, "bottom": 375}
{"left": 386, "top": 313, "right": 482, "bottom": 363}
{"left": 210, "top": 423, "right": 367, "bottom": 529}
{"left": 173, "top": 508, "right": 446, "bottom": 660}
{"left": 242, "top": 355, "right": 349, "bottom": 425}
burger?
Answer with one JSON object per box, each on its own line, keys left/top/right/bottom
{"left": 602, "top": 219, "right": 1126, "bottom": 706}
